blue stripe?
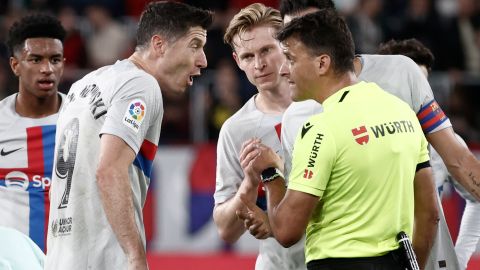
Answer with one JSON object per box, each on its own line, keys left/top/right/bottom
{"left": 42, "top": 125, "right": 56, "bottom": 176}
{"left": 133, "top": 153, "right": 153, "bottom": 178}
{"left": 29, "top": 190, "right": 45, "bottom": 251}
{"left": 424, "top": 117, "right": 448, "bottom": 133}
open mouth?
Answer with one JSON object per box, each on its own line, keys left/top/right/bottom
{"left": 188, "top": 73, "right": 201, "bottom": 86}
{"left": 37, "top": 79, "right": 55, "bottom": 90}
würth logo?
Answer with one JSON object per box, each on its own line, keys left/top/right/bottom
{"left": 303, "top": 169, "right": 313, "bottom": 179}
{"left": 352, "top": 126, "right": 369, "bottom": 145}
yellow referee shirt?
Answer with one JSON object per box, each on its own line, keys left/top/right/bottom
{"left": 288, "top": 81, "right": 430, "bottom": 262}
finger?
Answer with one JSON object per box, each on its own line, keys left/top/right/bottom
{"left": 240, "top": 148, "right": 261, "bottom": 169}
{"left": 244, "top": 218, "right": 254, "bottom": 229}
{"left": 239, "top": 141, "right": 257, "bottom": 163}
{"left": 236, "top": 209, "right": 249, "bottom": 221}
{"left": 240, "top": 138, "right": 261, "bottom": 156}
{"left": 240, "top": 138, "right": 255, "bottom": 153}
{"left": 250, "top": 226, "right": 269, "bottom": 239}
{"left": 254, "top": 230, "right": 269, "bottom": 240}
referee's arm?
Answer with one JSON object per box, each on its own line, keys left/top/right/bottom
{"left": 412, "top": 163, "right": 439, "bottom": 270}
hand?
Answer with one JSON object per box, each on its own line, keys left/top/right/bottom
{"left": 237, "top": 195, "right": 272, "bottom": 239}
{"left": 239, "top": 138, "right": 262, "bottom": 186}
{"left": 251, "top": 143, "right": 284, "bottom": 174}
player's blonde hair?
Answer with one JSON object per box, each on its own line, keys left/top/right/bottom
{"left": 224, "top": 3, "right": 283, "bottom": 51}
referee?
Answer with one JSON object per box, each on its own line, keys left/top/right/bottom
{"left": 240, "top": 9, "right": 439, "bottom": 270}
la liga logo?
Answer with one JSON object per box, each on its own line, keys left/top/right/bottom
{"left": 129, "top": 102, "right": 145, "bottom": 121}
{"left": 123, "top": 99, "right": 146, "bottom": 132}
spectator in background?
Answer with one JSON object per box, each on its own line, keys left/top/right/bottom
{"left": 84, "top": 3, "right": 130, "bottom": 68}
{"left": 398, "top": 0, "right": 448, "bottom": 70}
{"left": 57, "top": 5, "right": 87, "bottom": 92}
{"left": 445, "top": 0, "right": 480, "bottom": 77}
{"left": 347, "top": 0, "right": 385, "bottom": 53}
{"left": 207, "top": 59, "right": 242, "bottom": 140}
{"left": 159, "top": 89, "right": 191, "bottom": 144}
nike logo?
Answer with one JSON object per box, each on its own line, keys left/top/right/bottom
{"left": 301, "top": 122, "right": 313, "bottom": 139}
{"left": 0, "top": 147, "right": 22, "bottom": 156}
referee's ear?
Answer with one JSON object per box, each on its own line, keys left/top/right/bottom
{"left": 315, "top": 54, "right": 331, "bottom": 76}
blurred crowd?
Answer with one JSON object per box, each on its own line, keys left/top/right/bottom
{"left": 1, "top": 0, "right": 480, "bottom": 145}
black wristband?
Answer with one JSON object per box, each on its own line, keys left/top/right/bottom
{"left": 261, "top": 167, "right": 284, "bottom": 183}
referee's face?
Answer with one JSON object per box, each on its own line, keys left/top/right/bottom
{"left": 280, "top": 37, "right": 318, "bottom": 101}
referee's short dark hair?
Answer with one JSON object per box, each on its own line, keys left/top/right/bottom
{"left": 276, "top": 9, "right": 355, "bottom": 74}
{"left": 6, "top": 13, "right": 66, "bottom": 57}
{"left": 136, "top": 1, "right": 214, "bottom": 49}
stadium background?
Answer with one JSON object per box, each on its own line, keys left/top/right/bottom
{"left": 0, "top": 0, "right": 479, "bottom": 269}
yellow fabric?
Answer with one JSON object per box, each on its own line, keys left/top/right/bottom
{"left": 288, "top": 81, "right": 429, "bottom": 262}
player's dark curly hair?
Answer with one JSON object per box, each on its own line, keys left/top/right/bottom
{"left": 279, "top": 0, "right": 335, "bottom": 18}
{"left": 6, "top": 13, "right": 66, "bottom": 57}
{"left": 136, "top": 1, "right": 214, "bottom": 49}
{"left": 378, "top": 39, "right": 435, "bottom": 71}
{"left": 277, "top": 9, "right": 354, "bottom": 74}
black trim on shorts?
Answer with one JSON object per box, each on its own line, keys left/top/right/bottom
{"left": 306, "top": 249, "right": 404, "bottom": 270}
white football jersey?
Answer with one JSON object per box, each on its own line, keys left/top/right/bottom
{"left": 45, "top": 59, "right": 163, "bottom": 270}
{"left": 0, "top": 93, "right": 65, "bottom": 252}
{"left": 214, "top": 96, "right": 306, "bottom": 270}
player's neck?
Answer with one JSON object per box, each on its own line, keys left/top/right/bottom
{"left": 255, "top": 83, "right": 292, "bottom": 114}
{"left": 15, "top": 91, "right": 60, "bottom": 118}
{"left": 129, "top": 53, "right": 154, "bottom": 76}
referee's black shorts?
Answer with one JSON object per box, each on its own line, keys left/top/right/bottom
{"left": 306, "top": 250, "right": 404, "bottom": 270}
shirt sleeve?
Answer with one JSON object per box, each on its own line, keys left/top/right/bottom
{"left": 288, "top": 116, "right": 335, "bottom": 199}
{"left": 100, "top": 74, "right": 161, "bottom": 154}
{"left": 214, "top": 121, "right": 243, "bottom": 204}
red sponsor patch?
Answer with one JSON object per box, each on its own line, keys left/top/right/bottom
{"left": 351, "top": 126, "right": 369, "bottom": 145}
{"left": 303, "top": 169, "right": 313, "bottom": 179}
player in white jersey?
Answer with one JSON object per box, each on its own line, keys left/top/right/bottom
{"left": 378, "top": 38, "right": 474, "bottom": 270}
{"left": 45, "top": 2, "right": 213, "bottom": 270}
{"left": 430, "top": 134, "right": 480, "bottom": 270}
{"left": 212, "top": 4, "right": 306, "bottom": 270}
{"left": 0, "top": 14, "right": 66, "bottom": 253}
